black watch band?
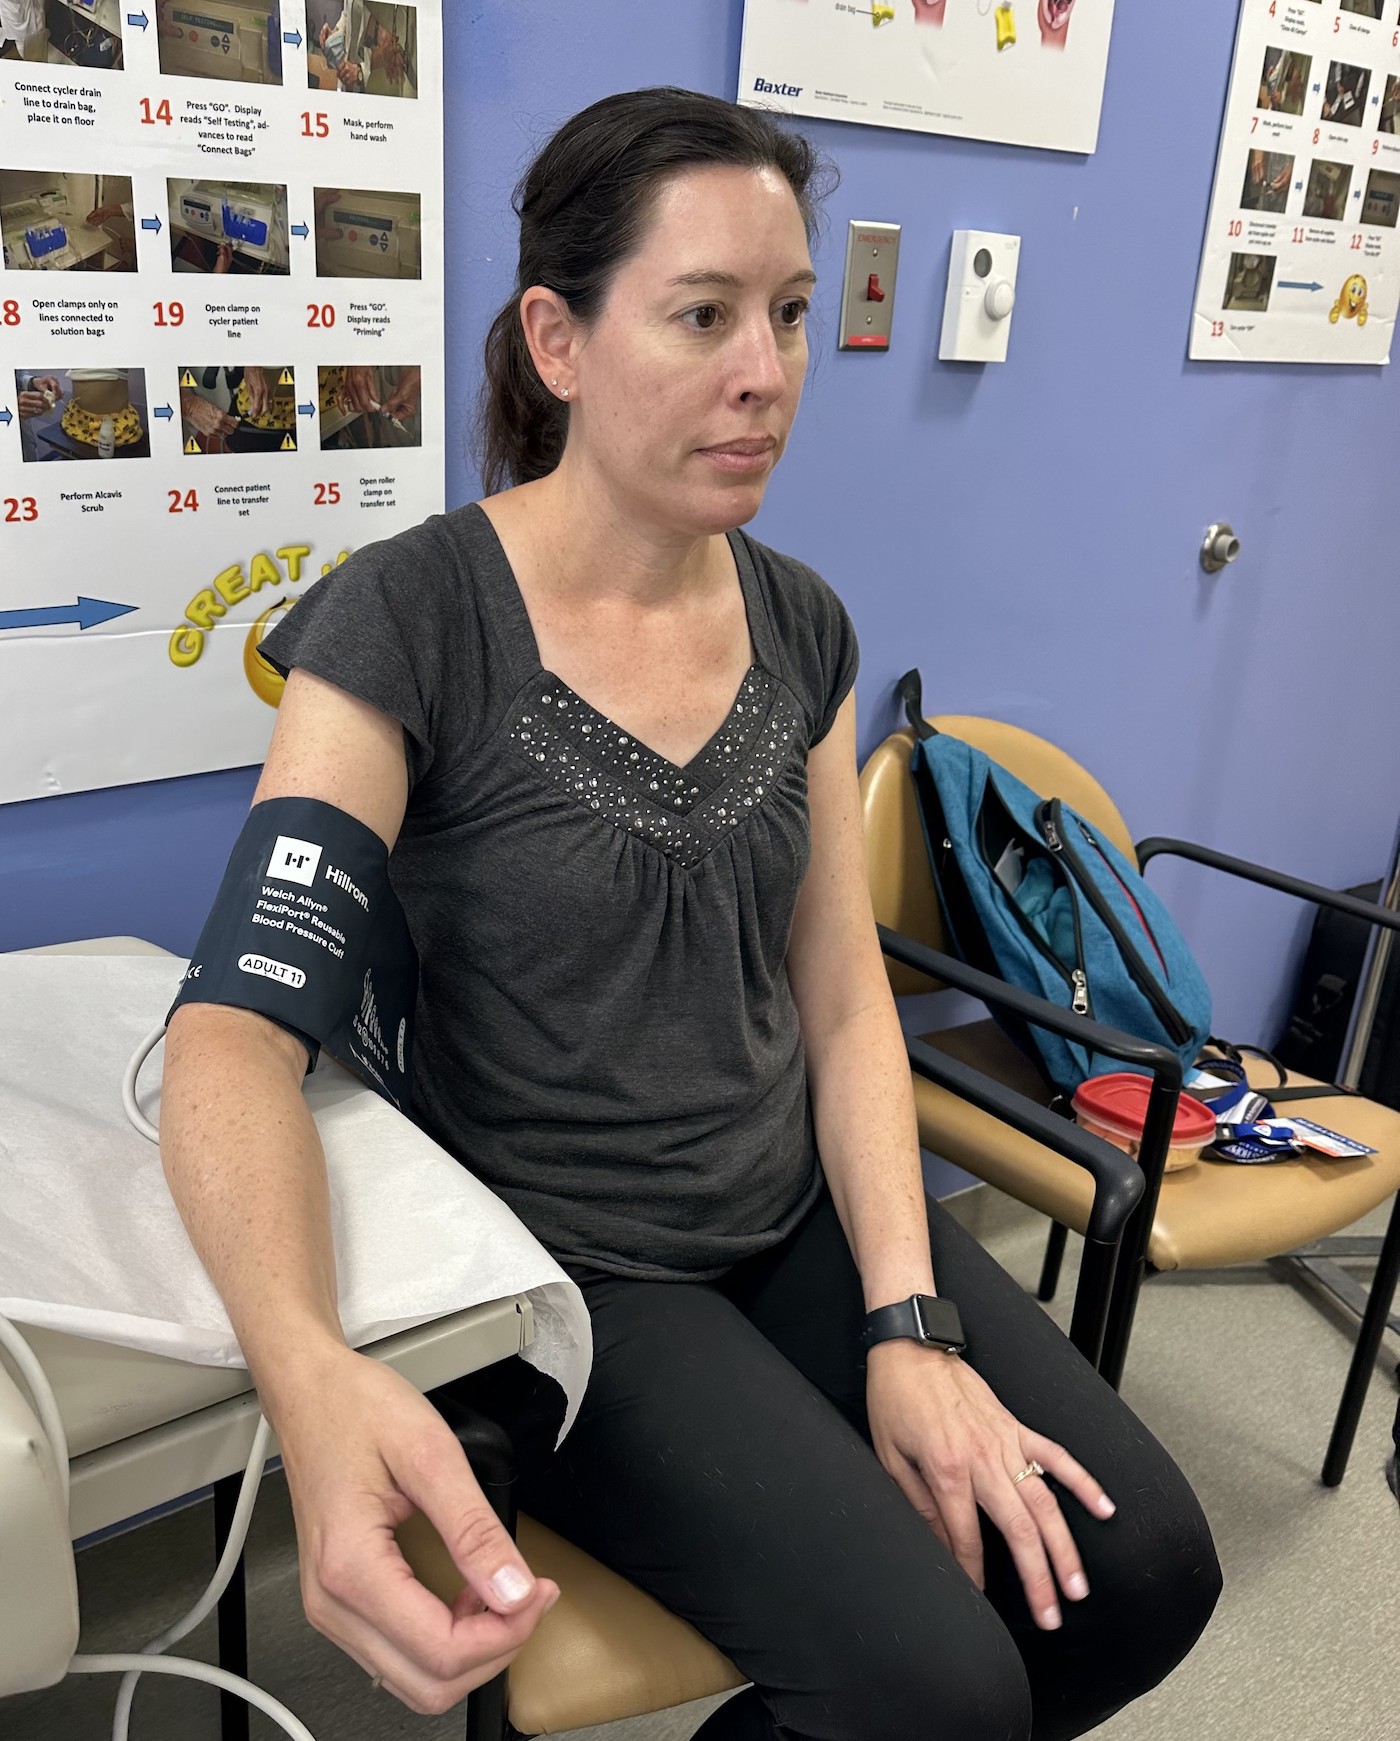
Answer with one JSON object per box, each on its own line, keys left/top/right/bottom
{"left": 861, "top": 1293, "right": 965, "bottom": 1356}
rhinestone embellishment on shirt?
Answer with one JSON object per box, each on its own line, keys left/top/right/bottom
{"left": 507, "top": 667, "right": 802, "bottom": 868}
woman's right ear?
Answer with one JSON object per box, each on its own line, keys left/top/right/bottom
{"left": 519, "top": 287, "right": 578, "bottom": 402}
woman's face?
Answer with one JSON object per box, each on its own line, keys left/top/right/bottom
{"left": 566, "top": 164, "right": 815, "bottom": 538}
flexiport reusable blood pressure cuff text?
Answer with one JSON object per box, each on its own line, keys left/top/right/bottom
{"left": 167, "top": 796, "right": 418, "bottom": 1108}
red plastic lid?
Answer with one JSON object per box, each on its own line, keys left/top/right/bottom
{"left": 1071, "top": 1073, "right": 1216, "bottom": 1145}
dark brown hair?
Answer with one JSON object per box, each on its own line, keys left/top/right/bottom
{"left": 477, "top": 87, "right": 832, "bottom": 496}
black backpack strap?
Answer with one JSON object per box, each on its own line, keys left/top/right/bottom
{"left": 1199, "top": 1037, "right": 1288, "bottom": 1088}
{"left": 1270, "top": 1083, "right": 1357, "bottom": 1103}
{"left": 895, "top": 669, "right": 937, "bottom": 742}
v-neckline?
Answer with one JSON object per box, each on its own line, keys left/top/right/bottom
{"left": 467, "top": 503, "right": 775, "bottom": 777}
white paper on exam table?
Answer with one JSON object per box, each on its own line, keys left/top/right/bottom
{"left": 0, "top": 956, "right": 591, "bottom": 1442}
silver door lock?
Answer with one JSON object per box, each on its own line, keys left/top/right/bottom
{"left": 1200, "top": 523, "right": 1241, "bottom": 574}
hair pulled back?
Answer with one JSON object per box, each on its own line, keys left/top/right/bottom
{"left": 478, "top": 87, "right": 831, "bottom": 496}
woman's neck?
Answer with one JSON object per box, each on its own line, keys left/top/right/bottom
{"left": 491, "top": 452, "right": 726, "bottom": 612}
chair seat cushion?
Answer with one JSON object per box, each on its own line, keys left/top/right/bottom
{"left": 395, "top": 1511, "right": 746, "bottom": 1735}
{"left": 912, "top": 1021, "right": 1400, "bottom": 1271}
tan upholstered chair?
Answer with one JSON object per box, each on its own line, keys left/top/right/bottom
{"left": 861, "top": 712, "right": 1400, "bottom": 1488}
{"left": 399, "top": 1510, "right": 747, "bottom": 1738}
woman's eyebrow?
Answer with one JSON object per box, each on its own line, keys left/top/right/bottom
{"left": 667, "top": 268, "right": 818, "bottom": 289}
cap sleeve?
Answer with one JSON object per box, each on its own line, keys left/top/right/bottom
{"left": 259, "top": 522, "right": 463, "bottom": 790}
{"left": 812, "top": 583, "right": 860, "bottom": 746}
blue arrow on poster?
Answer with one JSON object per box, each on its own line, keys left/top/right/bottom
{"left": 1277, "top": 280, "right": 1324, "bottom": 292}
{"left": 154, "top": 404, "right": 174, "bottom": 420}
{"left": 0, "top": 408, "right": 12, "bottom": 426}
{"left": 141, "top": 215, "right": 162, "bottom": 233}
{"left": 126, "top": 10, "right": 148, "bottom": 27}
{"left": 0, "top": 599, "right": 138, "bottom": 633}
{"left": 291, "top": 222, "right": 310, "bottom": 238}
{"left": 283, "top": 28, "right": 302, "bottom": 46}
{"left": 298, "top": 401, "right": 315, "bottom": 416}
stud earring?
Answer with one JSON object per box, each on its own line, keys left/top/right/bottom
{"left": 561, "top": 387, "right": 570, "bottom": 399}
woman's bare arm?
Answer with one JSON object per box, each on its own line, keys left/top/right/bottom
{"left": 160, "top": 669, "right": 559, "bottom": 1713}
{"left": 161, "top": 667, "right": 408, "bottom": 1389}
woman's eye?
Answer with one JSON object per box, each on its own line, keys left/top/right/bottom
{"left": 777, "top": 299, "right": 809, "bottom": 328}
{"left": 683, "top": 304, "right": 721, "bottom": 331}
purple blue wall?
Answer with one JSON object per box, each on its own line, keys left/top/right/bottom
{"left": 6, "top": 2, "right": 1400, "bottom": 1071}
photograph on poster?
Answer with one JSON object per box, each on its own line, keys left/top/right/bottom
{"left": 14, "top": 367, "right": 151, "bottom": 462}
{"left": 1, "top": 169, "right": 135, "bottom": 272}
{"left": 314, "top": 186, "right": 420, "bottom": 277}
{"left": 1361, "top": 167, "right": 1400, "bottom": 227}
{"left": 1258, "top": 47, "right": 1310, "bottom": 115}
{"left": 1322, "top": 62, "right": 1372, "bottom": 126}
{"left": 0, "top": 1, "right": 125, "bottom": 67}
{"left": 1339, "top": 0, "right": 1383, "bottom": 18}
{"left": 1303, "top": 160, "right": 1353, "bottom": 221}
{"left": 1240, "top": 150, "right": 1293, "bottom": 215}
{"left": 167, "top": 178, "right": 291, "bottom": 273}
{"left": 1223, "top": 252, "right": 1276, "bottom": 312}
{"left": 318, "top": 363, "right": 421, "bottom": 448}
{"left": 154, "top": 1, "right": 285, "bottom": 86}
{"left": 306, "top": 0, "right": 417, "bottom": 97}
{"left": 1379, "top": 73, "right": 1400, "bottom": 132}
{"left": 178, "top": 364, "right": 300, "bottom": 454}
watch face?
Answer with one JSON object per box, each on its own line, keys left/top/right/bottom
{"left": 912, "top": 1294, "right": 964, "bottom": 1348}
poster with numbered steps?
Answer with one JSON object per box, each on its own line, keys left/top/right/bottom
{"left": 1191, "top": 0, "right": 1400, "bottom": 364}
{"left": 0, "top": 1, "right": 442, "bottom": 803}
{"left": 737, "top": 0, "right": 1117, "bottom": 155}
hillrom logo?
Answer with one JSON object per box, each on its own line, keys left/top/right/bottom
{"left": 753, "top": 76, "right": 802, "bottom": 97}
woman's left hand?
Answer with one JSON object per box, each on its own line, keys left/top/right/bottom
{"left": 866, "top": 1340, "right": 1115, "bottom": 1630}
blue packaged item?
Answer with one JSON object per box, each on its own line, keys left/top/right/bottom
{"left": 898, "top": 670, "right": 1213, "bottom": 1098}
{"left": 25, "top": 223, "right": 68, "bottom": 262}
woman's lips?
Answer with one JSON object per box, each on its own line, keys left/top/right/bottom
{"left": 696, "top": 438, "right": 777, "bottom": 474}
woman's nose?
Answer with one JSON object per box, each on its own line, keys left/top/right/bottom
{"left": 733, "top": 321, "right": 789, "bottom": 404}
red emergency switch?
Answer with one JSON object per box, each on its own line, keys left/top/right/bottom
{"left": 866, "top": 274, "right": 886, "bottom": 302}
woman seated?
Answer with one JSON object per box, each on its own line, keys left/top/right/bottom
{"left": 162, "top": 87, "right": 1221, "bottom": 1741}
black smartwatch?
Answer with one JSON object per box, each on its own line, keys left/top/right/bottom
{"left": 861, "top": 1294, "right": 965, "bottom": 1356}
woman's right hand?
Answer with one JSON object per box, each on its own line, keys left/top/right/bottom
{"left": 269, "top": 1343, "right": 560, "bottom": 1715}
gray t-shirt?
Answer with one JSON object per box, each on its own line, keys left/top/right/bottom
{"left": 261, "top": 504, "right": 859, "bottom": 1280}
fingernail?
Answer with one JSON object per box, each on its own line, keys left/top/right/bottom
{"left": 1064, "top": 1573, "right": 1089, "bottom": 1601}
{"left": 1040, "top": 1604, "right": 1063, "bottom": 1630}
{"left": 491, "top": 1565, "right": 533, "bottom": 1605}
{"left": 1097, "top": 1495, "right": 1117, "bottom": 1518}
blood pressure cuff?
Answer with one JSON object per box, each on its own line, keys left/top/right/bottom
{"left": 167, "top": 797, "right": 418, "bottom": 1109}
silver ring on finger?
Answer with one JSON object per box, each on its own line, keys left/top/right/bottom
{"left": 1011, "top": 1460, "right": 1046, "bottom": 1486}
{"left": 369, "top": 1672, "right": 385, "bottom": 1692}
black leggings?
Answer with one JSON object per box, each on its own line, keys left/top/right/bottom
{"left": 444, "top": 1181, "right": 1221, "bottom": 1741}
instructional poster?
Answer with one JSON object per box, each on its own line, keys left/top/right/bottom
{"left": 738, "top": 0, "right": 1117, "bottom": 155}
{"left": 1191, "top": 0, "right": 1400, "bottom": 364}
{"left": 0, "top": 1, "right": 443, "bottom": 803}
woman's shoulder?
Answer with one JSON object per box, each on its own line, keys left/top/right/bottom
{"left": 732, "top": 526, "right": 855, "bottom": 650}
{"left": 731, "top": 528, "right": 859, "bottom": 742}
{"left": 313, "top": 503, "right": 495, "bottom": 603}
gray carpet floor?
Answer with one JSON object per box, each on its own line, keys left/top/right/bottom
{"left": 8, "top": 1191, "right": 1398, "bottom": 1741}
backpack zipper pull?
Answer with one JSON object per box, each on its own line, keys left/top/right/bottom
{"left": 1043, "top": 816, "right": 1062, "bottom": 852}
{"left": 1071, "top": 969, "right": 1089, "bottom": 1015}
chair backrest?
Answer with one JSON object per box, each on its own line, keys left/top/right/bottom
{"left": 0, "top": 1362, "right": 79, "bottom": 1697}
{"left": 860, "top": 715, "right": 1137, "bottom": 997}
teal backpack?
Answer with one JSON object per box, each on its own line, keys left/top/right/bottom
{"left": 897, "top": 671, "right": 1213, "bottom": 1099}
